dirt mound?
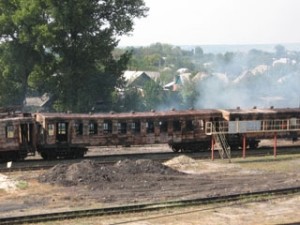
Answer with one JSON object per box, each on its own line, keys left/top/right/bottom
{"left": 38, "top": 159, "right": 184, "bottom": 188}
{"left": 164, "top": 155, "right": 197, "bottom": 166}
{"left": 114, "top": 159, "right": 183, "bottom": 175}
{"left": 164, "top": 155, "right": 201, "bottom": 172}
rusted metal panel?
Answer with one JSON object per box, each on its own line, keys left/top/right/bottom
{"left": 0, "top": 116, "right": 34, "bottom": 152}
{"left": 228, "top": 121, "right": 261, "bottom": 133}
{"left": 33, "top": 109, "right": 229, "bottom": 150}
{"left": 221, "top": 108, "right": 300, "bottom": 121}
{"left": 35, "top": 109, "right": 222, "bottom": 120}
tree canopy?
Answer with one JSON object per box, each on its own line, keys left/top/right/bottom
{"left": 0, "top": 0, "right": 148, "bottom": 112}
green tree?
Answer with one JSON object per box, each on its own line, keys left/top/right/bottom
{"left": 0, "top": 0, "right": 148, "bottom": 112}
{"left": 120, "top": 87, "right": 145, "bottom": 112}
{"left": 275, "top": 44, "right": 286, "bottom": 58}
{"left": 125, "top": 43, "right": 196, "bottom": 72}
{"left": 143, "top": 80, "right": 165, "bottom": 110}
{"left": 0, "top": 0, "right": 52, "bottom": 106}
{"left": 247, "top": 49, "right": 272, "bottom": 68}
{"left": 180, "top": 80, "right": 198, "bottom": 109}
{"left": 194, "top": 47, "right": 203, "bottom": 57}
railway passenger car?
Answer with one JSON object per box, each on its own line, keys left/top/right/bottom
{"left": 208, "top": 107, "right": 300, "bottom": 149}
{"left": 34, "top": 109, "right": 223, "bottom": 159}
{"left": 0, "top": 114, "right": 36, "bottom": 162}
{"left": 35, "top": 113, "right": 89, "bottom": 159}
{"left": 1, "top": 107, "right": 299, "bottom": 162}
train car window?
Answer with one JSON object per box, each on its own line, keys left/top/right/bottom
{"left": 57, "top": 122, "right": 67, "bottom": 134}
{"left": 117, "top": 122, "right": 127, "bottom": 134}
{"left": 89, "top": 121, "right": 98, "bottom": 135}
{"left": 47, "top": 123, "right": 55, "bottom": 136}
{"left": 159, "top": 120, "right": 168, "bottom": 133}
{"left": 173, "top": 120, "right": 181, "bottom": 132}
{"left": 265, "top": 120, "right": 273, "bottom": 130}
{"left": 5, "top": 125, "right": 14, "bottom": 138}
{"left": 146, "top": 120, "right": 154, "bottom": 133}
{"left": 75, "top": 121, "right": 83, "bottom": 135}
{"left": 103, "top": 120, "right": 112, "bottom": 134}
{"left": 290, "top": 118, "right": 297, "bottom": 128}
{"left": 132, "top": 121, "right": 141, "bottom": 133}
{"left": 274, "top": 120, "right": 282, "bottom": 130}
{"left": 186, "top": 120, "right": 194, "bottom": 131}
{"left": 296, "top": 119, "right": 300, "bottom": 129}
{"left": 199, "top": 120, "right": 204, "bottom": 130}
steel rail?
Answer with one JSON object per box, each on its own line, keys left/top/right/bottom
{"left": 0, "top": 186, "right": 299, "bottom": 225}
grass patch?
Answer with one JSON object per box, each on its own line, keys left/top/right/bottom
{"left": 0, "top": 189, "right": 6, "bottom": 195}
{"left": 232, "top": 154, "right": 300, "bottom": 172}
{"left": 16, "top": 180, "right": 28, "bottom": 190}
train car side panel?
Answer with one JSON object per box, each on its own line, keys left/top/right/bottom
{"left": 0, "top": 116, "right": 36, "bottom": 161}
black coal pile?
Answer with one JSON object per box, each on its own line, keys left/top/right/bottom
{"left": 38, "top": 159, "right": 184, "bottom": 188}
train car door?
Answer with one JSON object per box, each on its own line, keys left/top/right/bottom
{"left": 56, "top": 122, "right": 68, "bottom": 143}
{"left": 20, "top": 123, "right": 32, "bottom": 144}
{"left": 19, "top": 122, "right": 35, "bottom": 155}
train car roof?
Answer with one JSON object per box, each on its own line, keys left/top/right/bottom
{"left": 35, "top": 109, "right": 222, "bottom": 120}
{"left": 0, "top": 115, "right": 33, "bottom": 123}
{"left": 220, "top": 107, "right": 300, "bottom": 120}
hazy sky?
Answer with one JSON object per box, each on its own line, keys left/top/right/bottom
{"left": 118, "top": 0, "right": 300, "bottom": 46}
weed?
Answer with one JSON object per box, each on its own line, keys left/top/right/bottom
{"left": 16, "top": 181, "right": 28, "bottom": 190}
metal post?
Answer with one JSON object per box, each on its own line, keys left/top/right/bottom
{"left": 211, "top": 136, "right": 214, "bottom": 161}
{"left": 274, "top": 132, "right": 277, "bottom": 158}
{"left": 243, "top": 134, "right": 246, "bottom": 159}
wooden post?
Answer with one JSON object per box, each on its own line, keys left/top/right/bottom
{"left": 274, "top": 132, "right": 277, "bottom": 158}
{"left": 243, "top": 134, "right": 246, "bottom": 159}
{"left": 211, "top": 136, "right": 214, "bottom": 161}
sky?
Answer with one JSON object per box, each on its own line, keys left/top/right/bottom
{"left": 118, "top": 0, "right": 300, "bottom": 47}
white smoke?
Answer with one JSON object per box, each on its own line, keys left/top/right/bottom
{"left": 194, "top": 61, "right": 300, "bottom": 109}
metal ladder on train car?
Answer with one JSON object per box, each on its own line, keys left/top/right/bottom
{"left": 212, "top": 125, "right": 231, "bottom": 162}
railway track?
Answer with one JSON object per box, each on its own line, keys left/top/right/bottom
{"left": 0, "top": 145, "right": 299, "bottom": 173}
{"left": 0, "top": 186, "right": 299, "bottom": 225}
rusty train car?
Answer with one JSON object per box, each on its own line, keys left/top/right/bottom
{"left": 0, "top": 113, "right": 36, "bottom": 161}
{"left": 208, "top": 107, "right": 300, "bottom": 149}
{"left": 34, "top": 109, "right": 222, "bottom": 159}
{"left": 0, "top": 107, "right": 300, "bottom": 162}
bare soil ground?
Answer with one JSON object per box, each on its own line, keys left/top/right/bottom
{"left": 0, "top": 148, "right": 300, "bottom": 224}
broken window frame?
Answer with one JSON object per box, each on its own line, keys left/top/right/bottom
{"left": 103, "top": 120, "right": 112, "bottom": 134}
{"left": 47, "top": 123, "right": 55, "bottom": 136}
{"left": 89, "top": 121, "right": 98, "bottom": 135}
{"left": 74, "top": 121, "right": 83, "bottom": 135}
{"left": 5, "top": 124, "right": 14, "bottom": 138}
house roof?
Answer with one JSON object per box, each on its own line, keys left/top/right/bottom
{"left": 128, "top": 73, "right": 153, "bottom": 88}
{"left": 123, "top": 71, "right": 160, "bottom": 84}
{"left": 192, "top": 72, "right": 210, "bottom": 82}
{"left": 25, "top": 93, "right": 51, "bottom": 107}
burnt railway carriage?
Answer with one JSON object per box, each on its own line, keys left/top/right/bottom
{"left": 207, "top": 107, "right": 300, "bottom": 149}
{"left": 159, "top": 109, "right": 223, "bottom": 152}
{"left": 0, "top": 115, "right": 36, "bottom": 162}
{"left": 1, "top": 107, "right": 299, "bottom": 162}
{"left": 35, "top": 109, "right": 223, "bottom": 158}
{"left": 35, "top": 113, "right": 89, "bottom": 159}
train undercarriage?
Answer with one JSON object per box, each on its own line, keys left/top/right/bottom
{"left": 169, "top": 140, "right": 211, "bottom": 153}
{"left": 168, "top": 135, "right": 261, "bottom": 153}
{"left": 38, "top": 146, "right": 88, "bottom": 160}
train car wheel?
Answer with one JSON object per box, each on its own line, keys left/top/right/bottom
{"left": 41, "top": 152, "right": 48, "bottom": 160}
{"left": 171, "top": 146, "right": 180, "bottom": 153}
{"left": 41, "top": 151, "right": 57, "bottom": 160}
{"left": 76, "top": 150, "right": 84, "bottom": 158}
{"left": 0, "top": 152, "right": 19, "bottom": 162}
{"left": 249, "top": 142, "right": 259, "bottom": 149}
